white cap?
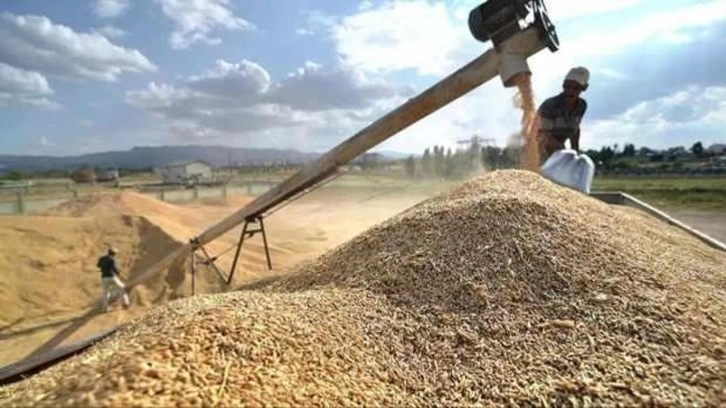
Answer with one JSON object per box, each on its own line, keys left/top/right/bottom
{"left": 565, "top": 66, "right": 589, "bottom": 87}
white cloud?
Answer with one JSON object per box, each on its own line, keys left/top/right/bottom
{"left": 93, "top": 0, "right": 131, "bottom": 18}
{"left": 187, "top": 59, "right": 271, "bottom": 97}
{"left": 39, "top": 136, "right": 54, "bottom": 146}
{"left": 126, "top": 59, "right": 413, "bottom": 148}
{"left": 126, "top": 82, "right": 194, "bottom": 110}
{"left": 0, "top": 62, "right": 58, "bottom": 109}
{"left": 296, "top": 10, "right": 338, "bottom": 37}
{"left": 544, "top": 0, "right": 644, "bottom": 21}
{"left": 156, "top": 0, "right": 256, "bottom": 49}
{"left": 568, "top": 0, "right": 726, "bottom": 56}
{"left": 0, "top": 12, "right": 156, "bottom": 81}
{"left": 358, "top": 1, "right": 374, "bottom": 11}
{"left": 332, "top": 1, "right": 463, "bottom": 77}
{"left": 620, "top": 86, "right": 726, "bottom": 125}
{"left": 584, "top": 86, "right": 726, "bottom": 149}
{"left": 0, "top": 62, "right": 52, "bottom": 96}
{"left": 93, "top": 25, "right": 127, "bottom": 39}
{"left": 330, "top": 0, "right": 726, "bottom": 80}
{"left": 447, "top": 0, "right": 644, "bottom": 27}
{"left": 0, "top": 93, "right": 60, "bottom": 110}
{"left": 268, "top": 61, "right": 415, "bottom": 111}
{"left": 321, "top": 0, "right": 726, "bottom": 154}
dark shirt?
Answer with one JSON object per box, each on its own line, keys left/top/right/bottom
{"left": 97, "top": 255, "right": 118, "bottom": 278}
{"left": 537, "top": 93, "right": 587, "bottom": 143}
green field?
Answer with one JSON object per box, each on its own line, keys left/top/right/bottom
{"left": 592, "top": 176, "right": 726, "bottom": 210}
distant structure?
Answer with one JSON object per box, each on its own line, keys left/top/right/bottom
{"left": 155, "top": 160, "right": 213, "bottom": 185}
{"left": 97, "top": 169, "right": 120, "bottom": 182}
{"left": 707, "top": 144, "right": 726, "bottom": 155}
{"left": 457, "top": 135, "right": 496, "bottom": 149}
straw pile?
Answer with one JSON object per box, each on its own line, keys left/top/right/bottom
{"left": 1, "top": 170, "right": 724, "bottom": 407}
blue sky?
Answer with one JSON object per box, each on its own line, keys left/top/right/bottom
{"left": 0, "top": 0, "right": 724, "bottom": 156}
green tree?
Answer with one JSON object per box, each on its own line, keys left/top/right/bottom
{"left": 1, "top": 171, "right": 22, "bottom": 181}
{"left": 691, "top": 141, "right": 704, "bottom": 156}
{"left": 434, "top": 146, "right": 445, "bottom": 176}
{"left": 405, "top": 155, "right": 416, "bottom": 178}
{"left": 468, "top": 137, "right": 481, "bottom": 171}
{"left": 443, "top": 148, "right": 455, "bottom": 178}
{"left": 421, "top": 148, "right": 432, "bottom": 176}
{"left": 482, "top": 146, "right": 502, "bottom": 169}
{"left": 599, "top": 146, "right": 615, "bottom": 168}
{"left": 622, "top": 143, "right": 636, "bottom": 157}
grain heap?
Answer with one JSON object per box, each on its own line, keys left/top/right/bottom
{"left": 2, "top": 170, "right": 724, "bottom": 407}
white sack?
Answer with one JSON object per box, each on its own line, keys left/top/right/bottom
{"left": 540, "top": 149, "right": 595, "bottom": 194}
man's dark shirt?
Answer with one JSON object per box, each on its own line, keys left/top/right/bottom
{"left": 97, "top": 255, "right": 118, "bottom": 278}
{"left": 537, "top": 93, "right": 587, "bottom": 143}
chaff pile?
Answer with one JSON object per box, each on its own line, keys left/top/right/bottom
{"left": 2, "top": 170, "right": 724, "bottom": 407}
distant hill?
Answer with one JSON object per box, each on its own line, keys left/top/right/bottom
{"left": 0, "top": 145, "right": 409, "bottom": 173}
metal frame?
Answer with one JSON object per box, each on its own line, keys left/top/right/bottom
{"left": 228, "top": 216, "right": 272, "bottom": 284}
{"left": 590, "top": 191, "right": 726, "bottom": 251}
{"left": 188, "top": 215, "right": 272, "bottom": 294}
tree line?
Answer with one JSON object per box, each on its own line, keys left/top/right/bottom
{"left": 401, "top": 140, "right": 724, "bottom": 179}
{"left": 404, "top": 140, "right": 526, "bottom": 180}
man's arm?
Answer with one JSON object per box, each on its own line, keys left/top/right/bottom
{"left": 111, "top": 258, "right": 120, "bottom": 276}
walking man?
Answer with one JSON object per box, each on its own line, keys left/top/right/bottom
{"left": 96, "top": 247, "right": 130, "bottom": 312}
{"left": 537, "top": 66, "right": 589, "bottom": 164}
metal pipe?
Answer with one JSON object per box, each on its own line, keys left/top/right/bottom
{"left": 128, "top": 25, "right": 549, "bottom": 290}
{"left": 620, "top": 193, "right": 726, "bottom": 251}
{"left": 196, "top": 25, "right": 547, "bottom": 245}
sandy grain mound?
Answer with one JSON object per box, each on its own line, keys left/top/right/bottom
{"left": 2, "top": 170, "right": 724, "bottom": 406}
{"left": 43, "top": 194, "right": 128, "bottom": 218}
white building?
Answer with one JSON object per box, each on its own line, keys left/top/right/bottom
{"left": 707, "top": 144, "right": 726, "bottom": 155}
{"left": 156, "top": 160, "right": 213, "bottom": 185}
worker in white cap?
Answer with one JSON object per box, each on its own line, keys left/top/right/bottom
{"left": 96, "top": 247, "right": 130, "bottom": 312}
{"left": 537, "top": 66, "right": 589, "bottom": 163}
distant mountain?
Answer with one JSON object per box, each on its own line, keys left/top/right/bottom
{"left": 0, "top": 145, "right": 323, "bottom": 173}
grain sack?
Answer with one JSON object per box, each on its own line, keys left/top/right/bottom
{"left": 1, "top": 170, "right": 724, "bottom": 407}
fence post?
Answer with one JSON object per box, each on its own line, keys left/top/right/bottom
{"left": 160, "top": 187, "right": 165, "bottom": 202}
{"left": 193, "top": 185, "right": 199, "bottom": 201}
{"left": 17, "top": 192, "right": 25, "bottom": 214}
{"left": 246, "top": 183, "right": 252, "bottom": 195}
{"left": 73, "top": 189, "right": 79, "bottom": 199}
{"left": 222, "top": 183, "right": 228, "bottom": 199}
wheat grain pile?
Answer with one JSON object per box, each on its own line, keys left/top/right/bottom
{"left": 2, "top": 170, "right": 724, "bottom": 407}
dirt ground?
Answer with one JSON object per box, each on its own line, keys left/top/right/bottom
{"left": 0, "top": 184, "right": 444, "bottom": 368}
